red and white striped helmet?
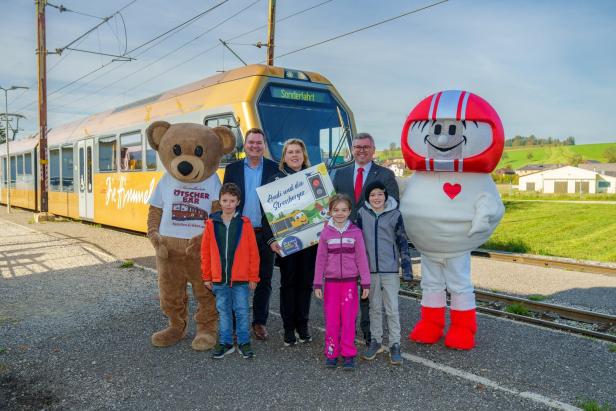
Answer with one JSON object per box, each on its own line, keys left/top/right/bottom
{"left": 401, "top": 90, "right": 504, "bottom": 173}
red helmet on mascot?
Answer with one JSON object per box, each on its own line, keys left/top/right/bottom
{"left": 401, "top": 90, "right": 504, "bottom": 173}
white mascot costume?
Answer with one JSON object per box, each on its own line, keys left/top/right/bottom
{"left": 400, "top": 90, "right": 505, "bottom": 350}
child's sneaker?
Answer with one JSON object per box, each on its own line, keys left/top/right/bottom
{"left": 343, "top": 356, "right": 355, "bottom": 371}
{"left": 362, "top": 339, "right": 384, "bottom": 360}
{"left": 283, "top": 329, "right": 297, "bottom": 347}
{"left": 211, "top": 343, "right": 234, "bottom": 359}
{"left": 325, "top": 357, "right": 337, "bottom": 368}
{"left": 297, "top": 327, "right": 312, "bottom": 343}
{"left": 238, "top": 343, "right": 255, "bottom": 359}
{"left": 389, "top": 343, "right": 402, "bottom": 365}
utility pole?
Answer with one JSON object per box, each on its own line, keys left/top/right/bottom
{"left": 266, "top": 0, "right": 276, "bottom": 65}
{"left": 36, "top": 0, "right": 48, "bottom": 213}
{"left": 1, "top": 86, "right": 28, "bottom": 214}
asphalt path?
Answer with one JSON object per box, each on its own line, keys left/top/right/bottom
{"left": 1, "top": 214, "right": 615, "bottom": 410}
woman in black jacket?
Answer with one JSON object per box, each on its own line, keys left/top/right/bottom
{"left": 262, "top": 138, "right": 317, "bottom": 346}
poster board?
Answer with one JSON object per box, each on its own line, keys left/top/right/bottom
{"left": 257, "top": 163, "right": 334, "bottom": 256}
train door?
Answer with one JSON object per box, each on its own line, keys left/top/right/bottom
{"left": 77, "top": 139, "right": 94, "bottom": 219}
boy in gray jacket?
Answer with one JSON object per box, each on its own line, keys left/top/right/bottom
{"left": 356, "top": 181, "right": 413, "bottom": 365}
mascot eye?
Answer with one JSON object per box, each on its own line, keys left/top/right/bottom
{"left": 173, "top": 145, "right": 182, "bottom": 156}
{"left": 434, "top": 124, "right": 442, "bottom": 135}
{"left": 449, "top": 125, "right": 457, "bottom": 135}
{"left": 194, "top": 146, "right": 203, "bottom": 157}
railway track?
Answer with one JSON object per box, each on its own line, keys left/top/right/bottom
{"left": 471, "top": 249, "right": 616, "bottom": 276}
{"left": 399, "top": 281, "right": 616, "bottom": 343}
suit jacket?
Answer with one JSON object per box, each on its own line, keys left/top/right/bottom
{"left": 223, "top": 157, "right": 279, "bottom": 216}
{"left": 332, "top": 162, "right": 399, "bottom": 221}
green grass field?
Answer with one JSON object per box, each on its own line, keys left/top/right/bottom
{"left": 484, "top": 201, "right": 616, "bottom": 262}
{"left": 498, "top": 143, "right": 616, "bottom": 169}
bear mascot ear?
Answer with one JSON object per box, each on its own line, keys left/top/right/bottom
{"left": 212, "top": 126, "right": 236, "bottom": 155}
{"left": 146, "top": 121, "right": 171, "bottom": 151}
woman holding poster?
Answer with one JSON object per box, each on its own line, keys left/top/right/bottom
{"left": 263, "top": 139, "right": 318, "bottom": 347}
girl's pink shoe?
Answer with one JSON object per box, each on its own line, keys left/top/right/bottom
{"left": 409, "top": 306, "right": 445, "bottom": 344}
{"left": 444, "top": 308, "right": 477, "bottom": 350}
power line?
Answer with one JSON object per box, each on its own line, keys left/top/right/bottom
{"left": 225, "top": 0, "right": 334, "bottom": 42}
{"left": 18, "top": 0, "right": 228, "bottom": 111}
{"left": 15, "top": 0, "right": 139, "bottom": 111}
{"left": 51, "top": 0, "right": 263, "bottom": 114}
{"left": 274, "top": 0, "right": 449, "bottom": 60}
{"left": 46, "top": 2, "right": 105, "bottom": 20}
{"left": 126, "top": 0, "right": 230, "bottom": 55}
{"left": 58, "top": 0, "right": 333, "bottom": 113}
{"left": 55, "top": 0, "right": 138, "bottom": 54}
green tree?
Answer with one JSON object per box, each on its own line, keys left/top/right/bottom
{"left": 389, "top": 142, "right": 397, "bottom": 151}
{"left": 568, "top": 153, "right": 583, "bottom": 166}
{"left": 0, "top": 124, "right": 5, "bottom": 144}
{"left": 603, "top": 147, "right": 616, "bottom": 163}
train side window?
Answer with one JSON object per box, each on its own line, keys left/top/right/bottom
{"left": 1, "top": 157, "right": 6, "bottom": 186}
{"left": 120, "top": 132, "right": 142, "bottom": 171}
{"left": 98, "top": 136, "right": 117, "bottom": 172}
{"left": 61, "top": 146, "right": 74, "bottom": 192}
{"left": 9, "top": 156, "right": 16, "bottom": 187}
{"left": 204, "top": 114, "right": 242, "bottom": 165}
{"left": 17, "top": 155, "right": 24, "bottom": 175}
{"left": 145, "top": 137, "right": 157, "bottom": 171}
{"left": 24, "top": 153, "right": 32, "bottom": 175}
{"left": 87, "top": 146, "right": 93, "bottom": 193}
{"left": 79, "top": 147, "right": 85, "bottom": 192}
{"left": 50, "top": 148, "right": 61, "bottom": 191}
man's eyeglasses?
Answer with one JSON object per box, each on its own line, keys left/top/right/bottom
{"left": 352, "top": 145, "right": 373, "bottom": 151}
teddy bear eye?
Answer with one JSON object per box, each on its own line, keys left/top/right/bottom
{"left": 173, "top": 145, "right": 182, "bottom": 156}
{"left": 194, "top": 146, "right": 203, "bottom": 157}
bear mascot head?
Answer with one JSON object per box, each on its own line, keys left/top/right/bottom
{"left": 146, "top": 121, "right": 235, "bottom": 351}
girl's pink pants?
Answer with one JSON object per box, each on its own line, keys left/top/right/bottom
{"left": 323, "top": 280, "right": 359, "bottom": 359}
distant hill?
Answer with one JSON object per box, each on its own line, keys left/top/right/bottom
{"left": 376, "top": 142, "right": 616, "bottom": 170}
{"left": 497, "top": 142, "right": 616, "bottom": 170}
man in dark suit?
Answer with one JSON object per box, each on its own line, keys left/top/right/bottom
{"left": 332, "top": 132, "right": 400, "bottom": 345}
{"left": 223, "top": 128, "right": 279, "bottom": 340}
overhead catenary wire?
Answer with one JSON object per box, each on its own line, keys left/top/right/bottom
{"left": 273, "top": 0, "right": 449, "bottom": 60}
{"left": 51, "top": 0, "right": 332, "bottom": 115}
{"left": 54, "top": 0, "right": 138, "bottom": 54}
{"left": 51, "top": 0, "right": 264, "bottom": 115}
{"left": 46, "top": 2, "right": 105, "bottom": 20}
{"left": 17, "top": 0, "right": 229, "bottom": 112}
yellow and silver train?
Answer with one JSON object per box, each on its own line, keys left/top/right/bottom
{"left": 0, "top": 64, "right": 355, "bottom": 232}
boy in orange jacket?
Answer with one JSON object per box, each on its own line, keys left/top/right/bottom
{"left": 201, "top": 183, "right": 260, "bottom": 359}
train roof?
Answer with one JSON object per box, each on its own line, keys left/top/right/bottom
{"left": 0, "top": 135, "right": 39, "bottom": 155}
{"left": 7, "top": 64, "right": 334, "bottom": 151}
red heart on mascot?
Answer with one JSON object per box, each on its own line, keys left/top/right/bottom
{"left": 443, "top": 183, "right": 461, "bottom": 199}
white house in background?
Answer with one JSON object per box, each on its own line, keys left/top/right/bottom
{"left": 518, "top": 165, "right": 616, "bottom": 194}
{"left": 387, "top": 163, "right": 404, "bottom": 177}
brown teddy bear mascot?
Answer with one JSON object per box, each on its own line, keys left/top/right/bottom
{"left": 146, "top": 121, "right": 235, "bottom": 350}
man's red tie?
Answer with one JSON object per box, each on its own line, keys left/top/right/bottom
{"left": 354, "top": 167, "right": 364, "bottom": 203}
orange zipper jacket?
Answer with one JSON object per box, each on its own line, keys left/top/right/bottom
{"left": 201, "top": 213, "right": 260, "bottom": 284}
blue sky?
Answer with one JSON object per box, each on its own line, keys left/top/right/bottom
{"left": 1, "top": 0, "right": 615, "bottom": 149}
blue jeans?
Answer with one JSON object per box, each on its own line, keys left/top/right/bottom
{"left": 212, "top": 283, "right": 250, "bottom": 345}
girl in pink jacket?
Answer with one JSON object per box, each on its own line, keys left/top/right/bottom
{"left": 314, "top": 194, "right": 370, "bottom": 370}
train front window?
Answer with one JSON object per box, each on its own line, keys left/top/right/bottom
{"left": 257, "top": 85, "right": 352, "bottom": 167}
